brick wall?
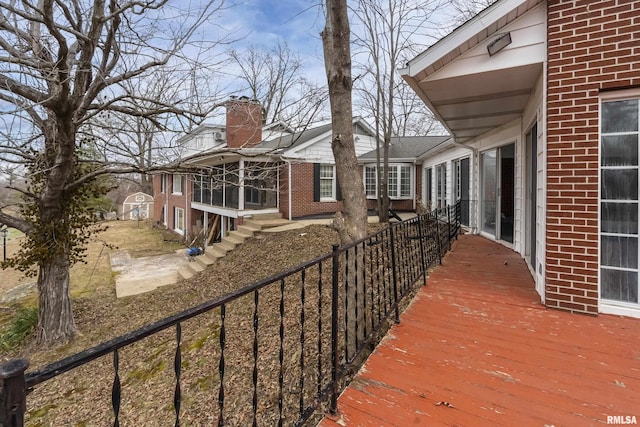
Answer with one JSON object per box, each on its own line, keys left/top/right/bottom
{"left": 226, "top": 97, "right": 262, "bottom": 148}
{"left": 285, "top": 162, "right": 344, "bottom": 218}
{"left": 546, "top": 0, "right": 640, "bottom": 314}
{"left": 152, "top": 174, "right": 165, "bottom": 223}
{"left": 152, "top": 173, "right": 189, "bottom": 236}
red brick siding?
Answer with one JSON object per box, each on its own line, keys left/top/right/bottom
{"left": 152, "top": 174, "right": 165, "bottom": 223}
{"left": 546, "top": 0, "right": 640, "bottom": 314}
{"left": 226, "top": 98, "right": 262, "bottom": 148}
{"left": 152, "top": 173, "right": 189, "bottom": 237}
{"left": 285, "top": 162, "right": 344, "bottom": 218}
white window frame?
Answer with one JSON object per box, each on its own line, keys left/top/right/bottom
{"left": 319, "top": 164, "right": 336, "bottom": 201}
{"left": 173, "top": 174, "right": 183, "bottom": 195}
{"left": 363, "top": 164, "right": 412, "bottom": 200}
{"left": 599, "top": 90, "right": 640, "bottom": 316}
{"left": 174, "top": 207, "right": 185, "bottom": 232}
{"left": 160, "top": 174, "right": 166, "bottom": 193}
{"left": 435, "top": 162, "right": 447, "bottom": 208}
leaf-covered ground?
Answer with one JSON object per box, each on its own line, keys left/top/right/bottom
{"left": 8, "top": 223, "right": 382, "bottom": 426}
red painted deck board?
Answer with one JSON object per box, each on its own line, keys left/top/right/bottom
{"left": 320, "top": 235, "right": 640, "bottom": 427}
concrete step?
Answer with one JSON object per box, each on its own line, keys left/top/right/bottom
{"left": 216, "top": 240, "right": 235, "bottom": 252}
{"left": 178, "top": 267, "right": 195, "bottom": 281}
{"left": 207, "top": 246, "right": 227, "bottom": 259}
{"left": 186, "top": 260, "right": 206, "bottom": 273}
{"left": 235, "top": 226, "right": 257, "bottom": 238}
{"left": 245, "top": 218, "right": 292, "bottom": 229}
{"left": 223, "top": 233, "right": 245, "bottom": 246}
{"left": 250, "top": 212, "right": 283, "bottom": 221}
{"left": 195, "top": 253, "right": 216, "bottom": 268}
{"left": 239, "top": 223, "right": 261, "bottom": 233}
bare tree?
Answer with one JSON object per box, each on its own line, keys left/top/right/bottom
{"left": 0, "top": 0, "right": 228, "bottom": 346}
{"left": 352, "top": 0, "right": 440, "bottom": 222}
{"left": 321, "top": 0, "right": 368, "bottom": 246}
{"left": 228, "top": 42, "right": 328, "bottom": 129}
{"left": 322, "top": 0, "right": 369, "bottom": 359}
{"left": 449, "top": 0, "right": 497, "bottom": 24}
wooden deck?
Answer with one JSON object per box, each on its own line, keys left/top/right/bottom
{"left": 320, "top": 234, "right": 640, "bottom": 426}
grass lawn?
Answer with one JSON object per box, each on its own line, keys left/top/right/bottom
{"left": 0, "top": 220, "right": 185, "bottom": 332}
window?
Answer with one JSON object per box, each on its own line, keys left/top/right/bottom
{"left": 425, "top": 167, "right": 433, "bottom": 207}
{"left": 320, "top": 164, "right": 336, "bottom": 200}
{"left": 600, "top": 97, "right": 640, "bottom": 305}
{"left": 173, "top": 175, "right": 183, "bottom": 194}
{"left": 174, "top": 207, "right": 185, "bottom": 232}
{"left": 363, "top": 164, "right": 412, "bottom": 199}
{"left": 365, "top": 166, "right": 377, "bottom": 197}
{"left": 436, "top": 163, "right": 447, "bottom": 208}
{"left": 160, "top": 174, "right": 166, "bottom": 193}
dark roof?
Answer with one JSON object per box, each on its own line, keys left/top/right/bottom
{"left": 358, "top": 136, "right": 451, "bottom": 160}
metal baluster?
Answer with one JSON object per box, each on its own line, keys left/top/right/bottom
{"left": 278, "top": 279, "right": 285, "bottom": 427}
{"left": 381, "top": 229, "right": 389, "bottom": 317}
{"left": 343, "top": 248, "right": 349, "bottom": 362}
{"left": 375, "top": 235, "right": 382, "bottom": 323}
{"left": 418, "top": 215, "right": 427, "bottom": 285}
{"left": 299, "top": 269, "right": 306, "bottom": 417}
{"left": 217, "top": 304, "right": 226, "bottom": 427}
{"left": 353, "top": 244, "right": 359, "bottom": 351}
{"left": 174, "top": 322, "right": 182, "bottom": 427}
{"left": 368, "top": 239, "right": 375, "bottom": 337}
{"left": 389, "top": 225, "right": 400, "bottom": 324}
{"left": 252, "top": 290, "right": 259, "bottom": 427}
{"left": 112, "top": 350, "right": 121, "bottom": 427}
{"left": 317, "top": 262, "right": 323, "bottom": 397}
{"left": 330, "top": 244, "right": 340, "bottom": 416}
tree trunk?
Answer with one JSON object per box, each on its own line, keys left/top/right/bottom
{"left": 36, "top": 252, "right": 77, "bottom": 346}
{"left": 322, "top": 0, "right": 368, "bottom": 246}
{"left": 322, "top": 0, "right": 368, "bottom": 359}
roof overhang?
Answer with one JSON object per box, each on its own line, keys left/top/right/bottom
{"left": 400, "top": 0, "right": 545, "bottom": 144}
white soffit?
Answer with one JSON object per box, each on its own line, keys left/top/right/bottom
{"left": 400, "top": 0, "right": 545, "bottom": 143}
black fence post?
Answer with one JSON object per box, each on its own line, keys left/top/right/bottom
{"left": 389, "top": 226, "right": 400, "bottom": 324}
{"left": 435, "top": 211, "right": 442, "bottom": 265}
{"left": 0, "top": 359, "right": 29, "bottom": 427}
{"left": 417, "top": 215, "right": 427, "bottom": 286}
{"left": 447, "top": 205, "right": 452, "bottom": 251}
{"left": 329, "top": 244, "right": 340, "bottom": 416}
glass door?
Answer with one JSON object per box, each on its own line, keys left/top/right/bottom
{"left": 481, "top": 151, "right": 497, "bottom": 235}
{"left": 481, "top": 144, "right": 515, "bottom": 243}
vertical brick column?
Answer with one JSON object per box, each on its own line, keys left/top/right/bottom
{"left": 546, "top": 0, "right": 640, "bottom": 314}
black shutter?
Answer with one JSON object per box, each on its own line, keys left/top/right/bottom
{"left": 313, "top": 163, "right": 320, "bottom": 202}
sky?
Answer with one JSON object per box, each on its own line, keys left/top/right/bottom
{"left": 217, "top": 0, "right": 328, "bottom": 86}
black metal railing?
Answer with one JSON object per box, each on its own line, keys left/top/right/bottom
{"left": 0, "top": 202, "right": 461, "bottom": 427}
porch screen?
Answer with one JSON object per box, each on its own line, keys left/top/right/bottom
{"left": 600, "top": 98, "right": 639, "bottom": 304}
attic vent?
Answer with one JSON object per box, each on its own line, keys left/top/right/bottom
{"left": 214, "top": 132, "right": 224, "bottom": 141}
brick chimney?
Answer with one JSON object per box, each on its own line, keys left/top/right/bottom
{"left": 225, "top": 96, "right": 263, "bottom": 148}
